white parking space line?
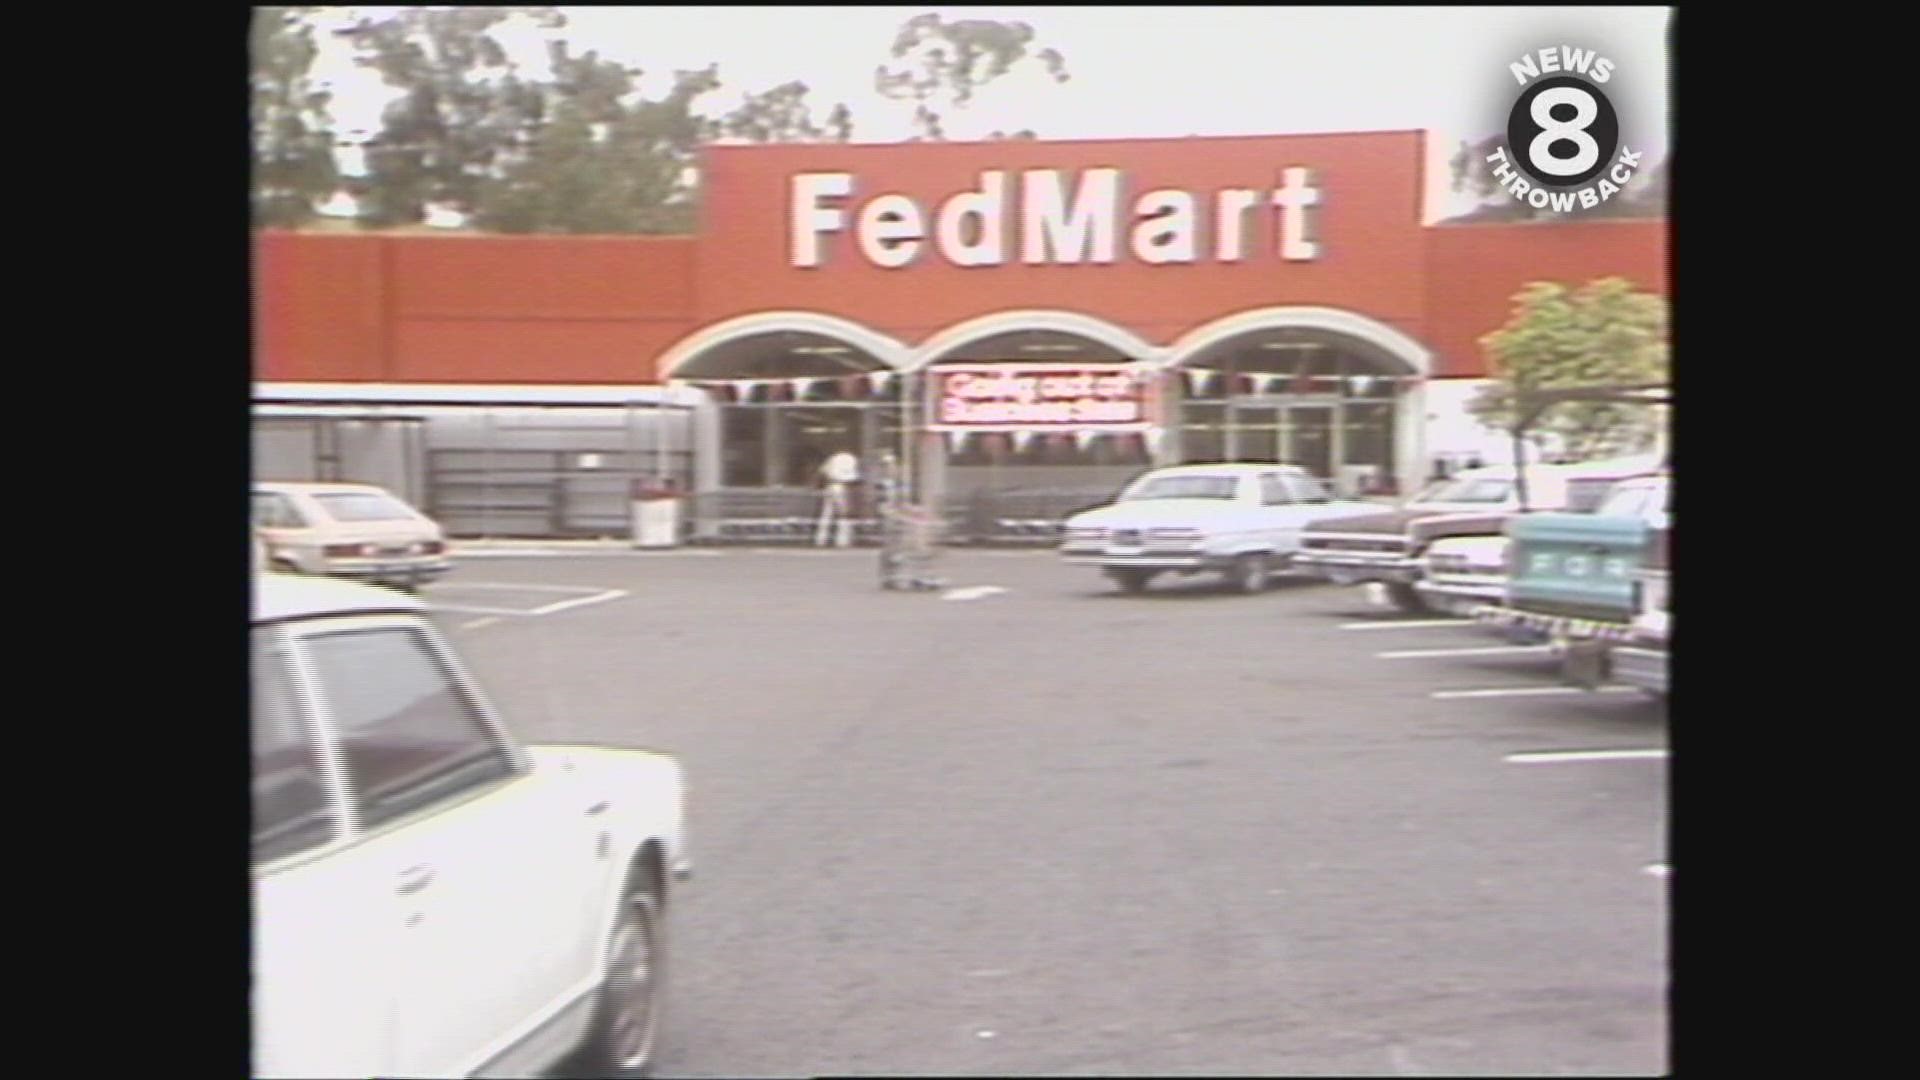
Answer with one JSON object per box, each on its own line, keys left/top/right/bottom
{"left": 1378, "top": 645, "right": 1553, "bottom": 659}
{"left": 1505, "top": 748, "right": 1668, "bottom": 764}
{"left": 1643, "top": 863, "right": 1672, "bottom": 879}
{"left": 1432, "top": 685, "right": 1641, "bottom": 700}
{"left": 453, "top": 549, "right": 724, "bottom": 558}
{"left": 427, "top": 604, "right": 536, "bottom": 617}
{"left": 942, "top": 586, "right": 1009, "bottom": 601}
{"left": 458, "top": 616, "right": 504, "bottom": 631}
{"left": 1339, "top": 619, "right": 1472, "bottom": 631}
{"left": 426, "top": 582, "right": 612, "bottom": 595}
{"left": 525, "top": 588, "right": 629, "bottom": 616}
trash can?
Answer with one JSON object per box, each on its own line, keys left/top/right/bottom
{"left": 630, "top": 478, "right": 683, "bottom": 549}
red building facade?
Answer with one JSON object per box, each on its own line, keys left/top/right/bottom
{"left": 256, "top": 130, "right": 1666, "bottom": 501}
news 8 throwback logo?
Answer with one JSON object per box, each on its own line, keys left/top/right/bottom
{"left": 1483, "top": 46, "right": 1644, "bottom": 214}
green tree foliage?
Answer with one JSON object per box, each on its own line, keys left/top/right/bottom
{"left": 251, "top": 7, "right": 339, "bottom": 228}
{"left": 337, "top": 6, "right": 562, "bottom": 227}
{"left": 478, "top": 48, "right": 720, "bottom": 234}
{"left": 874, "top": 13, "right": 1069, "bottom": 141}
{"left": 714, "top": 81, "right": 854, "bottom": 144}
{"left": 251, "top": 9, "right": 1074, "bottom": 233}
{"left": 1469, "top": 278, "right": 1670, "bottom": 460}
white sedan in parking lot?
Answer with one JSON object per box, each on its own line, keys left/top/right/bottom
{"left": 1059, "top": 463, "right": 1379, "bottom": 593}
{"left": 253, "top": 481, "right": 453, "bottom": 590}
{"left": 253, "top": 573, "right": 692, "bottom": 1078}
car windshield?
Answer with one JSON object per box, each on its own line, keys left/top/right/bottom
{"left": 1599, "top": 481, "right": 1667, "bottom": 519}
{"left": 1123, "top": 475, "right": 1241, "bottom": 501}
{"left": 1411, "top": 477, "right": 1513, "bottom": 505}
{"left": 313, "top": 492, "right": 414, "bottom": 522}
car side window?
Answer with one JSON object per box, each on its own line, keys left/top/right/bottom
{"left": 253, "top": 493, "right": 308, "bottom": 529}
{"left": 1286, "top": 477, "right": 1331, "bottom": 504}
{"left": 1260, "top": 475, "right": 1292, "bottom": 505}
{"left": 253, "top": 629, "right": 340, "bottom": 865}
{"left": 300, "top": 624, "right": 516, "bottom": 830}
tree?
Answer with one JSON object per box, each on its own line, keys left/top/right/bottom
{"left": 874, "top": 13, "right": 1069, "bottom": 141}
{"left": 715, "top": 81, "right": 853, "bottom": 144}
{"left": 253, "top": 9, "right": 1075, "bottom": 234}
{"left": 1469, "top": 278, "right": 1670, "bottom": 461}
{"left": 477, "top": 47, "right": 720, "bottom": 234}
{"left": 336, "top": 7, "right": 564, "bottom": 227}
{"left": 251, "top": 7, "right": 339, "bottom": 228}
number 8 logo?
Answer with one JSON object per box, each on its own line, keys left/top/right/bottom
{"left": 1528, "top": 86, "right": 1599, "bottom": 178}
{"left": 1506, "top": 74, "right": 1619, "bottom": 187}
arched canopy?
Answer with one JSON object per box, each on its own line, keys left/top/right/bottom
{"left": 911, "top": 310, "right": 1165, "bottom": 371}
{"left": 658, "top": 311, "right": 910, "bottom": 380}
{"left": 1168, "top": 306, "right": 1432, "bottom": 377}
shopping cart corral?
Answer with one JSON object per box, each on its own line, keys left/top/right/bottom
{"left": 956, "top": 486, "right": 1120, "bottom": 546}
{"left": 690, "top": 488, "right": 880, "bottom": 545}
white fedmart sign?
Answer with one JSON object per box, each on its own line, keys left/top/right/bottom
{"left": 791, "top": 167, "right": 1323, "bottom": 270}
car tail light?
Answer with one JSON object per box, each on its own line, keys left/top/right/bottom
{"left": 420, "top": 540, "right": 446, "bottom": 555}
{"left": 323, "top": 543, "right": 376, "bottom": 558}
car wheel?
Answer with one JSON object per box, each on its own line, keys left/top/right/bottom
{"left": 1108, "top": 568, "right": 1157, "bottom": 594}
{"left": 1385, "top": 582, "right": 1427, "bottom": 613}
{"left": 583, "top": 866, "right": 666, "bottom": 1077}
{"left": 1229, "top": 554, "right": 1269, "bottom": 594}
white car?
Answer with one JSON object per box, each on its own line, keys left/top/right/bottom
{"left": 1059, "top": 463, "right": 1379, "bottom": 593}
{"left": 1415, "top": 534, "right": 1513, "bottom": 617}
{"left": 253, "top": 574, "right": 691, "bottom": 1078}
{"left": 253, "top": 481, "right": 453, "bottom": 590}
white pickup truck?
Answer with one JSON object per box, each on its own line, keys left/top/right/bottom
{"left": 1059, "top": 463, "right": 1379, "bottom": 593}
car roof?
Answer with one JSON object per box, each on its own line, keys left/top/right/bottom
{"left": 1445, "top": 455, "right": 1662, "bottom": 483}
{"left": 254, "top": 481, "right": 395, "bottom": 496}
{"left": 1141, "top": 463, "right": 1308, "bottom": 477}
{"left": 254, "top": 573, "right": 427, "bottom": 625}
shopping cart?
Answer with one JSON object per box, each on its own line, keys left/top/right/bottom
{"left": 879, "top": 503, "right": 946, "bottom": 591}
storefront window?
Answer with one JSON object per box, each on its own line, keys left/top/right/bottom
{"left": 1182, "top": 402, "right": 1227, "bottom": 462}
{"left": 1178, "top": 348, "right": 1403, "bottom": 485}
{"left": 1342, "top": 400, "right": 1396, "bottom": 472}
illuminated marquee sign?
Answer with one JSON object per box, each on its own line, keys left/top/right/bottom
{"left": 927, "top": 364, "right": 1156, "bottom": 431}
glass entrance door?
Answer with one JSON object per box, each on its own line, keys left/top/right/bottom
{"left": 777, "top": 406, "right": 866, "bottom": 487}
{"left": 1285, "top": 405, "right": 1335, "bottom": 480}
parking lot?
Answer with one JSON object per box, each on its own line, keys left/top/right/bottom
{"left": 423, "top": 547, "right": 1667, "bottom": 1077}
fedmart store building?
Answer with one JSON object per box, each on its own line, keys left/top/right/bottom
{"left": 255, "top": 130, "right": 1667, "bottom": 543}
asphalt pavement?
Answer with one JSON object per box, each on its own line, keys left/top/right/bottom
{"left": 424, "top": 547, "right": 1669, "bottom": 1077}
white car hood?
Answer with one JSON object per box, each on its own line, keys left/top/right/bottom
{"left": 1068, "top": 499, "right": 1248, "bottom": 527}
{"left": 1427, "top": 535, "right": 1510, "bottom": 559}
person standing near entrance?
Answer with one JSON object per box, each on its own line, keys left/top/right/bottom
{"left": 814, "top": 446, "right": 861, "bottom": 547}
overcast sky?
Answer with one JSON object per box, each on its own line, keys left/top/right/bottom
{"left": 306, "top": 5, "right": 1671, "bottom": 223}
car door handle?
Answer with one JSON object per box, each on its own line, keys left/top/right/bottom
{"left": 397, "top": 865, "right": 436, "bottom": 895}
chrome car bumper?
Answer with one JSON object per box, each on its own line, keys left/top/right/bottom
{"left": 1062, "top": 550, "right": 1220, "bottom": 571}
{"left": 1294, "top": 549, "right": 1420, "bottom": 584}
{"left": 1415, "top": 573, "right": 1507, "bottom": 616}
{"left": 326, "top": 557, "right": 454, "bottom": 587}
{"left": 1472, "top": 604, "right": 1637, "bottom": 643}
{"left": 1609, "top": 644, "right": 1669, "bottom": 695}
